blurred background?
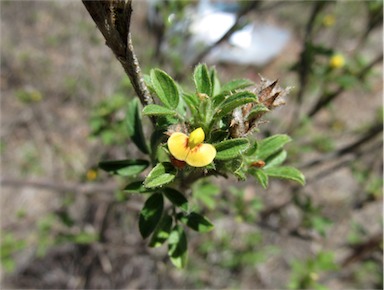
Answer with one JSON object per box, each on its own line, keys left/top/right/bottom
{"left": 1, "top": 0, "right": 382, "bottom": 289}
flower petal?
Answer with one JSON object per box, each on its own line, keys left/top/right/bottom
{"left": 168, "top": 132, "right": 189, "bottom": 161}
{"left": 186, "top": 144, "right": 216, "bottom": 167}
{"left": 188, "top": 127, "right": 205, "bottom": 148}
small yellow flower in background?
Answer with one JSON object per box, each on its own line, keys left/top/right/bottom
{"left": 167, "top": 127, "right": 216, "bottom": 167}
{"left": 322, "top": 14, "right": 335, "bottom": 27}
{"left": 329, "top": 54, "right": 345, "bottom": 69}
{"left": 86, "top": 169, "right": 98, "bottom": 181}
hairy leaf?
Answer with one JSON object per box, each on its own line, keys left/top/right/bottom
{"left": 98, "top": 159, "right": 149, "bottom": 176}
{"left": 256, "top": 134, "right": 292, "bottom": 161}
{"left": 144, "top": 162, "right": 176, "bottom": 188}
{"left": 214, "top": 91, "right": 257, "bottom": 118}
{"left": 150, "top": 69, "right": 179, "bottom": 109}
{"left": 126, "top": 98, "right": 149, "bottom": 154}
{"left": 263, "top": 166, "right": 305, "bottom": 185}
{"left": 220, "top": 78, "right": 254, "bottom": 93}
{"left": 194, "top": 64, "right": 212, "bottom": 96}
{"left": 143, "top": 104, "right": 176, "bottom": 116}
{"left": 215, "top": 138, "right": 250, "bottom": 160}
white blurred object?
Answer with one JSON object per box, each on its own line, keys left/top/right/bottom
{"left": 188, "top": 0, "right": 291, "bottom": 66}
{"left": 207, "top": 23, "right": 291, "bottom": 66}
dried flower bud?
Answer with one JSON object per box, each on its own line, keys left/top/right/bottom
{"left": 230, "top": 76, "right": 291, "bottom": 138}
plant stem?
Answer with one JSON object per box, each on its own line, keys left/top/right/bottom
{"left": 82, "top": 0, "right": 154, "bottom": 114}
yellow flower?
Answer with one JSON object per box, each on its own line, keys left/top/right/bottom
{"left": 329, "top": 54, "right": 345, "bottom": 69}
{"left": 167, "top": 127, "right": 216, "bottom": 167}
{"left": 322, "top": 15, "right": 335, "bottom": 27}
{"left": 86, "top": 169, "right": 98, "bottom": 181}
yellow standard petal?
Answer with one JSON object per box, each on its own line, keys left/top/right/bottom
{"left": 167, "top": 132, "right": 189, "bottom": 161}
{"left": 186, "top": 143, "right": 216, "bottom": 167}
{"left": 188, "top": 127, "right": 205, "bottom": 148}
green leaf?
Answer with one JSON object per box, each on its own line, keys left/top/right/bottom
{"left": 244, "top": 141, "right": 258, "bottom": 156}
{"left": 143, "top": 104, "right": 176, "bottom": 116}
{"left": 214, "top": 91, "right": 257, "bottom": 118}
{"left": 220, "top": 78, "right": 254, "bottom": 93}
{"left": 250, "top": 168, "right": 269, "bottom": 189}
{"left": 98, "top": 159, "right": 149, "bottom": 176}
{"left": 73, "top": 232, "right": 99, "bottom": 244}
{"left": 215, "top": 138, "right": 250, "bottom": 160}
{"left": 193, "top": 64, "right": 212, "bottom": 96}
{"left": 246, "top": 104, "right": 270, "bottom": 120}
{"left": 263, "top": 166, "right": 305, "bottom": 185}
{"left": 123, "top": 180, "right": 152, "bottom": 194}
{"left": 149, "top": 214, "right": 173, "bottom": 248}
{"left": 139, "top": 193, "right": 164, "bottom": 239}
{"left": 178, "top": 212, "right": 214, "bottom": 233}
{"left": 210, "top": 67, "right": 221, "bottom": 96}
{"left": 163, "top": 188, "right": 188, "bottom": 211}
{"left": 168, "top": 225, "right": 188, "bottom": 268}
{"left": 256, "top": 134, "right": 292, "bottom": 160}
{"left": 150, "top": 69, "right": 179, "bottom": 109}
{"left": 126, "top": 98, "right": 149, "bottom": 154}
{"left": 144, "top": 162, "right": 176, "bottom": 188}
{"left": 264, "top": 150, "right": 287, "bottom": 169}
{"left": 182, "top": 93, "right": 199, "bottom": 117}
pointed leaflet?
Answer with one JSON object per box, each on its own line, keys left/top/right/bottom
{"left": 143, "top": 104, "right": 176, "bottom": 116}
{"left": 215, "top": 138, "right": 250, "bottom": 160}
{"left": 193, "top": 64, "right": 212, "bottom": 96}
{"left": 220, "top": 78, "right": 254, "bottom": 93}
{"left": 139, "top": 193, "right": 164, "bottom": 239}
{"left": 264, "top": 150, "right": 287, "bottom": 169}
{"left": 163, "top": 188, "right": 189, "bottom": 212}
{"left": 178, "top": 212, "right": 214, "bottom": 233}
{"left": 126, "top": 98, "right": 149, "bottom": 154}
{"left": 210, "top": 67, "right": 221, "bottom": 96}
{"left": 123, "top": 180, "right": 152, "bottom": 194}
{"left": 98, "top": 159, "right": 149, "bottom": 176}
{"left": 149, "top": 214, "right": 173, "bottom": 248}
{"left": 150, "top": 69, "right": 179, "bottom": 109}
{"left": 168, "top": 225, "right": 188, "bottom": 268}
{"left": 255, "top": 134, "right": 292, "bottom": 161}
{"left": 263, "top": 166, "right": 305, "bottom": 185}
{"left": 144, "top": 162, "right": 176, "bottom": 188}
{"left": 249, "top": 168, "right": 269, "bottom": 189}
{"left": 214, "top": 91, "right": 257, "bottom": 118}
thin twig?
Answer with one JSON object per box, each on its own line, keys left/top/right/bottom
{"left": 308, "top": 53, "right": 383, "bottom": 117}
{"left": 82, "top": 0, "right": 154, "bottom": 111}
{"left": 341, "top": 232, "right": 382, "bottom": 267}
{"left": 1, "top": 178, "right": 116, "bottom": 197}
{"left": 299, "top": 122, "right": 383, "bottom": 169}
{"left": 287, "top": 2, "right": 328, "bottom": 131}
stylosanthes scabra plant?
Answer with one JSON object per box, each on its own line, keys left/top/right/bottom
{"left": 99, "top": 63, "right": 305, "bottom": 268}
